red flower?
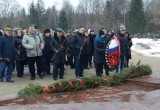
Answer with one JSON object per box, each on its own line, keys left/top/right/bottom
{"left": 60, "top": 44, "right": 64, "bottom": 49}
{"left": 18, "top": 45, "right": 22, "bottom": 49}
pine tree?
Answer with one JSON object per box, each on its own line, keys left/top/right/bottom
{"left": 29, "top": 1, "right": 39, "bottom": 25}
{"left": 59, "top": 8, "right": 68, "bottom": 31}
{"left": 127, "top": 0, "right": 146, "bottom": 34}
{"left": 36, "top": 0, "right": 45, "bottom": 29}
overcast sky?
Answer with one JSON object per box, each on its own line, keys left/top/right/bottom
{"left": 16, "top": 0, "right": 79, "bottom": 10}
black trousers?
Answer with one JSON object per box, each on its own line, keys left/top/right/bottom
{"left": 95, "top": 63, "right": 104, "bottom": 76}
{"left": 67, "top": 54, "right": 75, "bottom": 68}
{"left": 53, "top": 63, "right": 64, "bottom": 79}
{"left": 42, "top": 56, "right": 51, "bottom": 74}
{"left": 84, "top": 54, "right": 89, "bottom": 68}
{"left": 16, "top": 60, "right": 26, "bottom": 77}
{"left": 88, "top": 53, "right": 93, "bottom": 65}
{"left": 74, "top": 55, "right": 85, "bottom": 77}
{"left": 103, "top": 62, "right": 110, "bottom": 76}
{"left": 28, "top": 56, "right": 42, "bottom": 78}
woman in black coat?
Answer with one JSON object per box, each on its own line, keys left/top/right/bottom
{"left": 14, "top": 28, "right": 27, "bottom": 77}
{"left": 42, "top": 29, "right": 53, "bottom": 76}
{"left": 94, "top": 30, "right": 106, "bottom": 77}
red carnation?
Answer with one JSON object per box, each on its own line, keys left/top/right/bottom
{"left": 18, "top": 45, "right": 22, "bottom": 49}
{"left": 60, "top": 44, "right": 64, "bottom": 49}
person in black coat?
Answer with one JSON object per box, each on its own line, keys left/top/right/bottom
{"left": 94, "top": 29, "right": 106, "bottom": 77}
{"left": 116, "top": 24, "right": 128, "bottom": 73}
{"left": 66, "top": 30, "right": 75, "bottom": 69}
{"left": 125, "top": 32, "right": 133, "bottom": 67}
{"left": 14, "top": 28, "right": 27, "bottom": 77}
{"left": 69, "top": 26, "right": 88, "bottom": 77}
{"left": 88, "top": 29, "right": 96, "bottom": 68}
{"left": 84, "top": 32, "right": 90, "bottom": 69}
{"left": 51, "top": 28, "right": 67, "bottom": 80}
{"left": 42, "top": 29, "right": 53, "bottom": 76}
{"left": 0, "top": 27, "right": 15, "bottom": 82}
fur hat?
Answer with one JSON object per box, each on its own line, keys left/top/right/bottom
{"left": 44, "top": 29, "right": 51, "bottom": 34}
{"left": 99, "top": 30, "right": 105, "bottom": 36}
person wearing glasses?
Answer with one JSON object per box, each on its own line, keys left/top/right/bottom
{"left": 0, "top": 26, "right": 15, "bottom": 82}
{"left": 116, "top": 24, "right": 128, "bottom": 73}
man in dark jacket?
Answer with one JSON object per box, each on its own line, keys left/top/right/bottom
{"left": 116, "top": 24, "right": 128, "bottom": 73}
{"left": 69, "top": 26, "right": 88, "bottom": 77}
{"left": 51, "top": 28, "right": 67, "bottom": 80}
{"left": 42, "top": 29, "right": 53, "bottom": 76}
{"left": 14, "top": 28, "right": 27, "bottom": 77}
{"left": 0, "top": 27, "right": 15, "bottom": 82}
{"left": 88, "top": 29, "right": 96, "bottom": 68}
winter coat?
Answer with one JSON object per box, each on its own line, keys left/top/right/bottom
{"left": 116, "top": 31, "right": 128, "bottom": 57}
{"left": 0, "top": 34, "right": 15, "bottom": 61}
{"left": 88, "top": 34, "right": 96, "bottom": 55}
{"left": 51, "top": 33, "right": 67, "bottom": 64}
{"left": 22, "top": 33, "right": 44, "bottom": 57}
{"left": 42, "top": 36, "right": 53, "bottom": 58}
{"left": 94, "top": 35, "right": 106, "bottom": 63}
{"left": 14, "top": 36, "right": 27, "bottom": 61}
{"left": 69, "top": 31, "right": 88, "bottom": 56}
{"left": 127, "top": 37, "right": 133, "bottom": 59}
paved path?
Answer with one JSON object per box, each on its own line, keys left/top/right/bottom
{"left": 0, "top": 54, "right": 159, "bottom": 101}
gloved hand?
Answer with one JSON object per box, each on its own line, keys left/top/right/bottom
{"left": 30, "top": 45, "right": 34, "bottom": 50}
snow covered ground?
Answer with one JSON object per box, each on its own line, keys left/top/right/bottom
{"left": 131, "top": 38, "right": 160, "bottom": 57}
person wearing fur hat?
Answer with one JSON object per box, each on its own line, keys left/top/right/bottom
{"left": 88, "top": 29, "right": 96, "bottom": 68}
{"left": 14, "top": 28, "right": 27, "bottom": 77}
{"left": 51, "top": 28, "right": 67, "bottom": 80}
{"left": 0, "top": 26, "right": 15, "bottom": 82}
{"left": 94, "top": 29, "right": 106, "bottom": 77}
{"left": 115, "top": 24, "right": 128, "bottom": 73}
{"left": 42, "top": 29, "right": 53, "bottom": 76}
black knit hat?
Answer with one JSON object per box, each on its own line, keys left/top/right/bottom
{"left": 44, "top": 29, "right": 50, "bottom": 34}
{"left": 99, "top": 30, "right": 105, "bottom": 36}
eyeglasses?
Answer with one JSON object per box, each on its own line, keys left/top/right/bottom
{"left": 121, "top": 30, "right": 126, "bottom": 32}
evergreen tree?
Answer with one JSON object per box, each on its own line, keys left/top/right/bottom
{"left": 29, "top": 1, "right": 39, "bottom": 25}
{"left": 36, "top": 0, "right": 45, "bottom": 28}
{"left": 59, "top": 8, "right": 68, "bottom": 31}
{"left": 127, "top": 0, "right": 146, "bottom": 34}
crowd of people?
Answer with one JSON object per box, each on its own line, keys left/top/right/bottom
{"left": 0, "top": 24, "right": 132, "bottom": 83}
